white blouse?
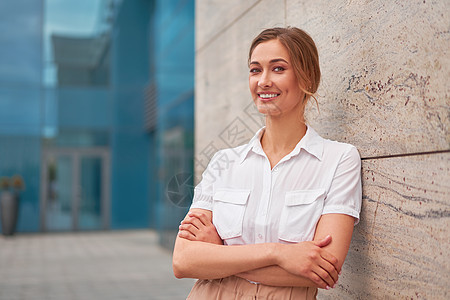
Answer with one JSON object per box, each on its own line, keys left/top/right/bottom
{"left": 190, "top": 126, "right": 362, "bottom": 245}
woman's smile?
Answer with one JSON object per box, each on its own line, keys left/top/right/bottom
{"left": 258, "top": 92, "right": 280, "bottom": 101}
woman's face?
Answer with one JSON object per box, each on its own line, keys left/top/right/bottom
{"left": 249, "top": 39, "right": 304, "bottom": 117}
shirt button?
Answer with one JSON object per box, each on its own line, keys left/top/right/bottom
{"left": 273, "top": 167, "right": 278, "bottom": 172}
{"left": 258, "top": 234, "right": 263, "bottom": 239}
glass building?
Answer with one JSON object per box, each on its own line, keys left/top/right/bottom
{"left": 0, "top": 0, "right": 194, "bottom": 247}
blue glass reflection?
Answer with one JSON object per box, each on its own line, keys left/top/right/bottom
{"left": 0, "top": 0, "right": 43, "bottom": 233}
{"left": 152, "top": 0, "right": 195, "bottom": 248}
{"left": 0, "top": 0, "right": 42, "bottom": 86}
{"left": 0, "top": 88, "right": 41, "bottom": 135}
{"left": 0, "top": 0, "right": 195, "bottom": 237}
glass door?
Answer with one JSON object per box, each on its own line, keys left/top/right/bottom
{"left": 78, "top": 156, "right": 103, "bottom": 230}
{"left": 41, "top": 149, "right": 109, "bottom": 231}
{"left": 44, "top": 154, "right": 74, "bottom": 231}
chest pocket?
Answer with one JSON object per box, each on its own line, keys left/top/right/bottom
{"left": 279, "top": 189, "right": 326, "bottom": 243}
{"left": 212, "top": 189, "right": 250, "bottom": 240}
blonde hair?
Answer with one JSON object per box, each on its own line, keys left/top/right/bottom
{"left": 248, "top": 27, "right": 320, "bottom": 111}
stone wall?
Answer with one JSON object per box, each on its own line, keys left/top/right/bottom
{"left": 195, "top": 0, "right": 449, "bottom": 298}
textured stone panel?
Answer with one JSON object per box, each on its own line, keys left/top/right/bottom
{"left": 195, "top": 0, "right": 285, "bottom": 177}
{"left": 195, "top": 1, "right": 450, "bottom": 299}
{"left": 318, "top": 152, "right": 450, "bottom": 300}
{"left": 196, "top": 0, "right": 261, "bottom": 51}
{"left": 286, "top": 0, "right": 450, "bottom": 157}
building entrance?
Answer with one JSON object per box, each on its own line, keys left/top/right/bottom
{"left": 40, "top": 148, "right": 110, "bottom": 231}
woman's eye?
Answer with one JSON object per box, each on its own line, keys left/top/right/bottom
{"left": 249, "top": 68, "right": 261, "bottom": 73}
{"left": 274, "top": 66, "right": 285, "bottom": 72}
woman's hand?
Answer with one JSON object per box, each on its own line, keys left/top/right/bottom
{"left": 178, "top": 212, "right": 223, "bottom": 245}
{"left": 275, "top": 235, "right": 340, "bottom": 289}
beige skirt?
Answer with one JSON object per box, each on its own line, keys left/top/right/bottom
{"left": 186, "top": 276, "right": 317, "bottom": 300}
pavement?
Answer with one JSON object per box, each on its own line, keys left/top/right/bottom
{"left": 0, "top": 230, "right": 196, "bottom": 300}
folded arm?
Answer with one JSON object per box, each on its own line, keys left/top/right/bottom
{"left": 236, "top": 213, "right": 355, "bottom": 288}
{"left": 173, "top": 209, "right": 342, "bottom": 289}
{"left": 173, "top": 209, "right": 278, "bottom": 279}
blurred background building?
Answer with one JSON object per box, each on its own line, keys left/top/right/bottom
{"left": 0, "top": 0, "right": 194, "bottom": 248}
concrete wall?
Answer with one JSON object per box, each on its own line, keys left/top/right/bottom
{"left": 195, "top": 1, "right": 449, "bottom": 299}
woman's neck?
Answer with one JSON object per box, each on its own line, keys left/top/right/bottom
{"left": 261, "top": 111, "right": 307, "bottom": 155}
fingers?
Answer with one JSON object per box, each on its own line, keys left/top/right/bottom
{"left": 307, "top": 244, "right": 340, "bottom": 289}
{"left": 309, "top": 272, "right": 329, "bottom": 290}
{"left": 311, "top": 269, "right": 335, "bottom": 290}
{"left": 179, "top": 213, "right": 216, "bottom": 242}
{"left": 320, "top": 250, "right": 340, "bottom": 274}
{"left": 303, "top": 254, "right": 337, "bottom": 289}
{"left": 312, "top": 237, "right": 340, "bottom": 275}
{"left": 179, "top": 222, "right": 200, "bottom": 236}
{"left": 317, "top": 258, "right": 339, "bottom": 285}
{"left": 181, "top": 215, "right": 205, "bottom": 230}
{"left": 187, "top": 212, "right": 211, "bottom": 226}
{"left": 179, "top": 216, "right": 205, "bottom": 239}
{"left": 315, "top": 247, "right": 340, "bottom": 286}
{"left": 306, "top": 261, "right": 337, "bottom": 289}
{"left": 177, "top": 229, "right": 196, "bottom": 241}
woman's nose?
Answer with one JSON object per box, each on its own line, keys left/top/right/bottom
{"left": 258, "top": 71, "right": 272, "bottom": 88}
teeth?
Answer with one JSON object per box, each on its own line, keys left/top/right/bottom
{"left": 259, "top": 94, "right": 279, "bottom": 98}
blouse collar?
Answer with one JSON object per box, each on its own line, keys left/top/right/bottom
{"left": 238, "top": 125, "right": 324, "bottom": 164}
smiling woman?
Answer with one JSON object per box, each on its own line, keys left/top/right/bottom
{"left": 173, "top": 27, "right": 362, "bottom": 300}
{"left": 249, "top": 39, "right": 305, "bottom": 118}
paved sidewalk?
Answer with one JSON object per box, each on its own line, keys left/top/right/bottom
{"left": 0, "top": 230, "right": 195, "bottom": 300}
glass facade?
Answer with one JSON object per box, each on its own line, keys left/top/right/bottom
{"left": 0, "top": 0, "right": 195, "bottom": 242}
{"left": 40, "top": 0, "right": 114, "bottom": 231}
{"left": 0, "top": 0, "right": 43, "bottom": 232}
{"left": 150, "top": 0, "right": 195, "bottom": 248}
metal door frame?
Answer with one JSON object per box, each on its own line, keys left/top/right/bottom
{"left": 40, "top": 147, "right": 110, "bottom": 231}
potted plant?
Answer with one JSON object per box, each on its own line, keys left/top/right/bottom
{"left": 0, "top": 175, "right": 25, "bottom": 236}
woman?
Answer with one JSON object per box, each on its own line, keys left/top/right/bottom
{"left": 173, "top": 27, "right": 362, "bottom": 299}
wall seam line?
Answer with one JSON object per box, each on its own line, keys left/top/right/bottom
{"left": 196, "top": 0, "right": 262, "bottom": 54}
{"left": 361, "top": 149, "right": 450, "bottom": 161}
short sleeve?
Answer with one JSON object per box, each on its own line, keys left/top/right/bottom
{"left": 189, "top": 152, "right": 220, "bottom": 211}
{"left": 322, "top": 145, "right": 362, "bottom": 224}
